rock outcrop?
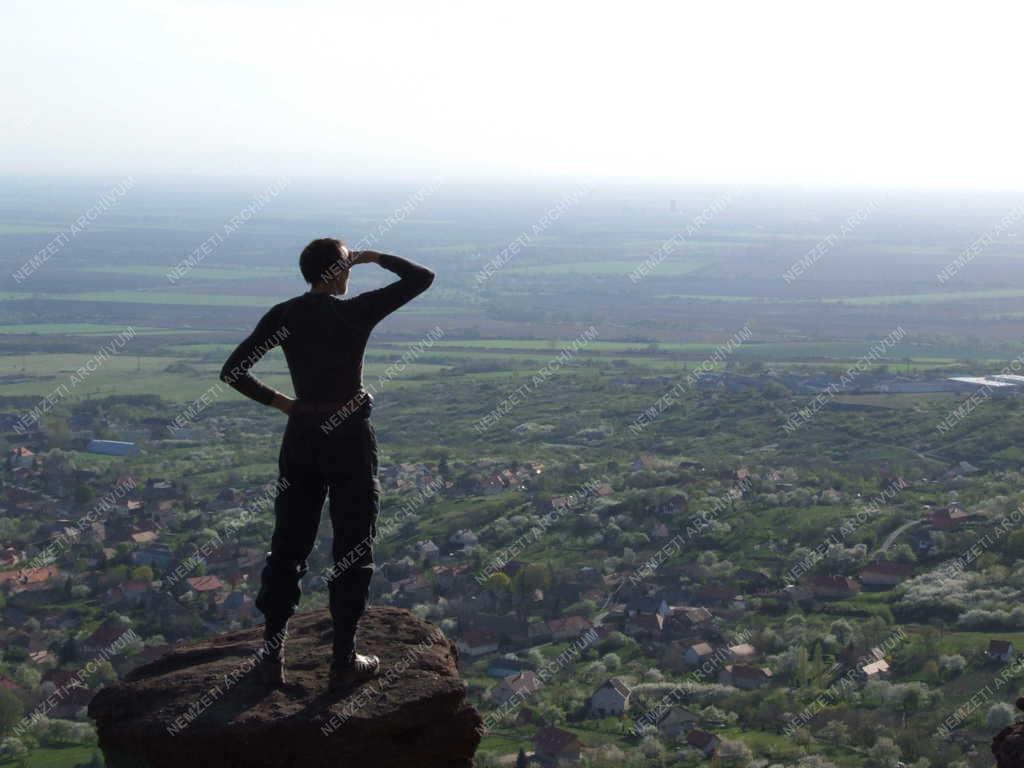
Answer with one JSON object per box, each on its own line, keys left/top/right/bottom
{"left": 89, "top": 606, "right": 483, "bottom": 768}
{"left": 993, "top": 697, "right": 1024, "bottom": 768}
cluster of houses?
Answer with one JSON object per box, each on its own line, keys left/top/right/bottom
{"left": 471, "top": 462, "right": 546, "bottom": 496}
{"left": 0, "top": 406, "right": 1014, "bottom": 766}
{"left": 528, "top": 722, "right": 723, "bottom": 765}
{"left": 0, "top": 449, "right": 276, "bottom": 631}
{"left": 0, "top": 613, "right": 176, "bottom": 720}
{"left": 433, "top": 498, "right": 990, "bottom": 764}
{"left": 501, "top": 637, "right": 1018, "bottom": 764}
{"left": 457, "top": 614, "right": 598, "bottom": 658}
{"left": 486, "top": 624, "right": 905, "bottom": 765}
{"left": 452, "top": 482, "right": 1015, "bottom": 763}
{"left": 786, "top": 501, "right": 984, "bottom": 602}
{"left": 378, "top": 458, "right": 545, "bottom": 497}
{"left": 1, "top": 408, "right": 227, "bottom": 450}
{"left": 526, "top": 724, "right": 718, "bottom": 765}
{"left": 0, "top": 436, "right": 310, "bottom": 740}
{"left": 379, "top": 461, "right": 442, "bottom": 493}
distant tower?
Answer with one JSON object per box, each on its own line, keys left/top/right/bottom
{"left": 669, "top": 199, "right": 678, "bottom": 213}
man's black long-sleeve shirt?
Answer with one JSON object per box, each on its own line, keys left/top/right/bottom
{"left": 219, "top": 254, "right": 435, "bottom": 406}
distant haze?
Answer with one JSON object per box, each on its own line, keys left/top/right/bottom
{"left": 2, "top": 0, "right": 1023, "bottom": 189}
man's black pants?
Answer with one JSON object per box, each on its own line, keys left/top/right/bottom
{"left": 255, "top": 398, "right": 380, "bottom": 665}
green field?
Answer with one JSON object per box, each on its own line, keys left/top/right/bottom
{"left": 831, "top": 392, "right": 957, "bottom": 409}
{"left": 0, "top": 351, "right": 448, "bottom": 401}
{"left": 0, "top": 331, "right": 939, "bottom": 363}
{"left": 826, "top": 288, "right": 1024, "bottom": 305}
{"left": 651, "top": 288, "right": 1024, "bottom": 305}
{"left": 0, "top": 324, "right": 204, "bottom": 336}
{"left": 0, "top": 293, "right": 468, "bottom": 317}
{"left": 382, "top": 338, "right": 966, "bottom": 357}
{"left": 507, "top": 258, "right": 706, "bottom": 276}
{"left": 0, "top": 291, "right": 283, "bottom": 307}
{"left": 79, "top": 264, "right": 294, "bottom": 280}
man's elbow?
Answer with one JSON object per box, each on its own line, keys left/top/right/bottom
{"left": 419, "top": 268, "right": 436, "bottom": 291}
{"left": 219, "top": 362, "right": 237, "bottom": 386}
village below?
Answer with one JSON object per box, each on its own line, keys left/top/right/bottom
{"left": 2, "top": 182, "right": 1024, "bottom": 767}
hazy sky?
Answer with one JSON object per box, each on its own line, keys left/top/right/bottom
{"left": 2, "top": 0, "right": 1022, "bottom": 188}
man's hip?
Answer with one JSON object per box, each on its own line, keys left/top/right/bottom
{"left": 290, "top": 390, "right": 373, "bottom": 419}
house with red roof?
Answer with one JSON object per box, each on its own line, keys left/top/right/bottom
{"left": 489, "top": 670, "right": 543, "bottom": 705}
{"left": 0, "top": 565, "right": 60, "bottom": 594}
{"left": 547, "top": 615, "right": 593, "bottom": 642}
{"left": 859, "top": 560, "right": 913, "bottom": 588}
{"left": 811, "top": 575, "right": 861, "bottom": 599}
{"left": 719, "top": 664, "right": 773, "bottom": 690}
{"left": 456, "top": 627, "right": 499, "bottom": 657}
{"left": 928, "top": 504, "right": 976, "bottom": 531}
{"left": 988, "top": 640, "right": 1015, "bottom": 663}
{"left": 625, "top": 612, "right": 664, "bottom": 639}
{"left": 856, "top": 658, "right": 891, "bottom": 682}
{"left": 108, "top": 580, "right": 152, "bottom": 604}
{"left": 81, "top": 618, "right": 133, "bottom": 656}
{"left": 727, "top": 643, "right": 758, "bottom": 661}
{"left": 186, "top": 575, "right": 225, "bottom": 594}
{"left": 534, "top": 726, "right": 581, "bottom": 765}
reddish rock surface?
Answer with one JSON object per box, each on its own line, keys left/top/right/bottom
{"left": 89, "top": 606, "right": 483, "bottom": 768}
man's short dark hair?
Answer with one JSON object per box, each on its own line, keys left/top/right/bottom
{"left": 299, "top": 238, "right": 348, "bottom": 285}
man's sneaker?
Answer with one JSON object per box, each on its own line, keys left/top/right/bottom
{"left": 329, "top": 653, "right": 381, "bottom": 691}
{"left": 259, "top": 620, "right": 289, "bottom": 687}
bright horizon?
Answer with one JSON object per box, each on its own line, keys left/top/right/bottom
{"left": 4, "top": 0, "right": 1024, "bottom": 190}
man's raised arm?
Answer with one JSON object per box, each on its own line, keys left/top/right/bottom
{"left": 349, "top": 251, "right": 435, "bottom": 328}
{"left": 219, "top": 307, "right": 291, "bottom": 411}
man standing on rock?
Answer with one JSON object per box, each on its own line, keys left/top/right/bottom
{"left": 220, "top": 238, "right": 434, "bottom": 688}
